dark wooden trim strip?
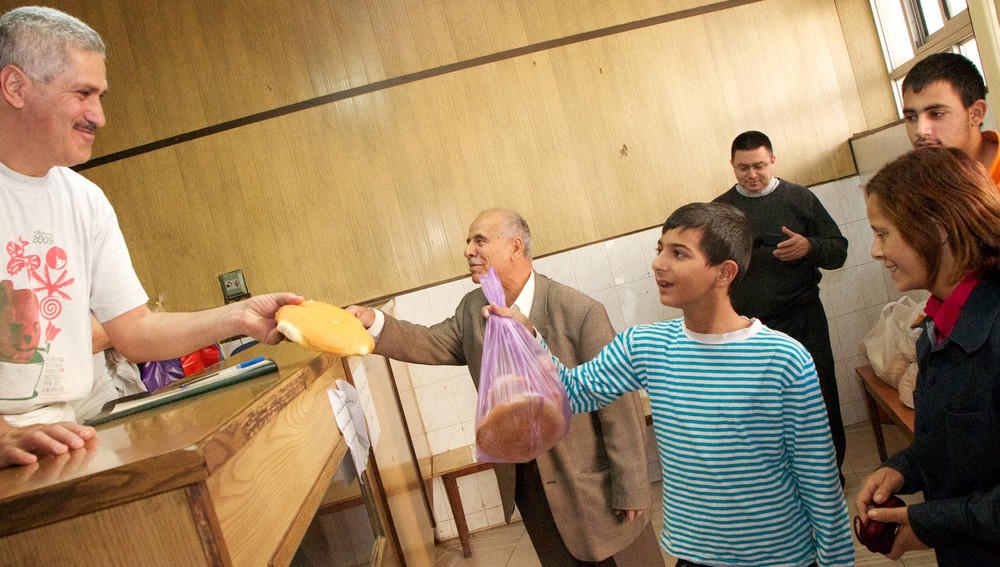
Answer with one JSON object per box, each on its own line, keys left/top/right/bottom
{"left": 848, "top": 118, "right": 906, "bottom": 143}
{"left": 185, "top": 482, "right": 230, "bottom": 567}
{"left": 75, "top": 0, "right": 762, "bottom": 172}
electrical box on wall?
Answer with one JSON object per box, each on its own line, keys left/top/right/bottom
{"left": 219, "top": 269, "right": 251, "bottom": 304}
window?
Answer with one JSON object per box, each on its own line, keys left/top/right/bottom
{"left": 906, "top": 0, "right": 969, "bottom": 47}
{"left": 870, "top": 1, "right": 982, "bottom": 116}
{"left": 872, "top": 0, "right": 916, "bottom": 70}
{"left": 872, "top": 0, "right": 973, "bottom": 68}
{"left": 889, "top": 37, "right": 984, "bottom": 111}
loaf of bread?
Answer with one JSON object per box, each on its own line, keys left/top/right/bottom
{"left": 275, "top": 300, "right": 375, "bottom": 356}
{"left": 476, "top": 374, "right": 566, "bottom": 463}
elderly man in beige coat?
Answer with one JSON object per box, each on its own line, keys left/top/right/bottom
{"left": 348, "top": 209, "right": 661, "bottom": 565}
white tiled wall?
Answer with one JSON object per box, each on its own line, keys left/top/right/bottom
{"left": 386, "top": 174, "right": 919, "bottom": 541}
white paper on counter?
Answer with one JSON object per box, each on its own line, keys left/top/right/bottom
{"left": 346, "top": 358, "right": 380, "bottom": 450}
{"left": 328, "top": 380, "right": 371, "bottom": 482}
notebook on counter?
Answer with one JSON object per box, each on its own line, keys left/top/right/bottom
{"left": 84, "top": 357, "right": 278, "bottom": 426}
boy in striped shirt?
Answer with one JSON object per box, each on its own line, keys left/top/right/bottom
{"left": 490, "top": 202, "right": 854, "bottom": 566}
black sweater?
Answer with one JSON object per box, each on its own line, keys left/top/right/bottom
{"left": 713, "top": 179, "right": 848, "bottom": 319}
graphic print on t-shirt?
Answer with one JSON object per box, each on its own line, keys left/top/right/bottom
{"left": 1, "top": 234, "right": 74, "bottom": 400}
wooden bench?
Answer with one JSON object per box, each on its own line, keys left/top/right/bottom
{"left": 431, "top": 446, "right": 494, "bottom": 558}
{"left": 855, "top": 364, "right": 915, "bottom": 462}
{"left": 432, "top": 399, "right": 654, "bottom": 558}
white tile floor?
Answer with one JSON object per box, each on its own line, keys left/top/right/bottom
{"left": 435, "top": 422, "right": 939, "bottom": 566}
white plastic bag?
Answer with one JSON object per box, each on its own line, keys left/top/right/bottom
{"left": 860, "top": 296, "right": 925, "bottom": 388}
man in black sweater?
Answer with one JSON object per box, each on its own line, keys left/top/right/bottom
{"left": 713, "top": 130, "right": 848, "bottom": 480}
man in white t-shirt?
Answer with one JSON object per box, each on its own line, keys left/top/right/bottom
{"left": 0, "top": 6, "right": 301, "bottom": 468}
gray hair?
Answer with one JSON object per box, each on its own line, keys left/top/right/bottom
{"left": 484, "top": 208, "right": 533, "bottom": 259}
{"left": 0, "top": 6, "right": 105, "bottom": 83}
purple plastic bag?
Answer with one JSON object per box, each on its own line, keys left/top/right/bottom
{"left": 475, "top": 268, "right": 571, "bottom": 463}
{"left": 138, "top": 358, "right": 185, "bottom": 392}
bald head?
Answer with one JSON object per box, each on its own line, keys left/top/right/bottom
{"left": 481, "top": 208, "right": 533, "bottom": 259}
{"left": 464, "top": 208, "right": 534, "bottom": 303}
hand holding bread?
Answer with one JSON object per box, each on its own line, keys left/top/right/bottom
{"left": 276, "top": 300, "right": 375, "bottom": 356}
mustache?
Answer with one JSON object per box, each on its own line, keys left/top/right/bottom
{"left": 75, "top": 120, "right": 98, "bottom": 134}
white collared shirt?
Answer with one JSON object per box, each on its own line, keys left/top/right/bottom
{"left": 512, "top": 270, "right": 536, "bottom": 319}
{"left": 735, "top": 176, "right": 780, "bottom": 198}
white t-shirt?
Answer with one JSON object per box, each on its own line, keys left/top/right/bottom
{"left": 0, "top": 163, "right": 147, "bottom": 424}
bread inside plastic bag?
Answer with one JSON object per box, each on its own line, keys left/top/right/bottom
{"left": 474, "top": 269, "right": 570, "bottom": 463}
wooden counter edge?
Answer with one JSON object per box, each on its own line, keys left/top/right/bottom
{"left": 0, "top": 439, "right": 211, "bottom": 539}
{"left": 0, "top": 354, "right": 338, "bottom": 539}
{"left": 201, "top": 354, "right": 336, "bottom": 475}
{"left": 270, "top": 440, "right": 348, "bottom": 567}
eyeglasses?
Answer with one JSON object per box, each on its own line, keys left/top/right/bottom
{"left": 734, "top": 162, "right": 770, "bottom": 174}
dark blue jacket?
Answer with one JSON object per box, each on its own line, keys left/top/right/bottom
{"left": 887, "top": 277, "right": 1000, "bottom": 565}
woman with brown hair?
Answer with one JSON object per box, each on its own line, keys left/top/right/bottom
{"left": 856, "top": 146, "right": 1000, "bottom": 565}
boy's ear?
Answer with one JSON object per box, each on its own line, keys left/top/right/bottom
{"left": 969, "top": 99, "right": 988, "bottom": 127}
{"left": 717, "top": 260, "right": 739, "bottom": 287}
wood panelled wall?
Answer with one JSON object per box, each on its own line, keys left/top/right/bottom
{"left": 1, "top": 0, "right": 894, "bottom": 322}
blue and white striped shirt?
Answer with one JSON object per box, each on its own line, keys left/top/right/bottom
{"left": 554, "top": 318, "right": 854, "bottom": 567}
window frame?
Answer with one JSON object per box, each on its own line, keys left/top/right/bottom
{"left": 891, "top": 8, "right": 974, "bottom": 78}
{"left": 870, "top": 1, "right": 976, "bottom": 115}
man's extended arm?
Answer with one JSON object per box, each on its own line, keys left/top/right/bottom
{"left": 101, "top": 292, "right": 302, "bottom": 363}
{"left": 1, "top": 291, "right": 302, "bottom": 468}
{"left": 92, "top": 315, "right": 112, "bottom": 353}
{"left": 348, "top": 301, "right": 470, "bottom": 368}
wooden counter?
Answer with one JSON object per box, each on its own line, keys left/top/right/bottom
{"left": 0, "top": 353, "right": 348, "bottom": 567}
{"left": 856, "top": 364, "right": 915, "bottom": 463}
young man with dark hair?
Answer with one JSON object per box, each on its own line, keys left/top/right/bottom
{"left": 902, "top": 52, "right": 999, "bottom": 186}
